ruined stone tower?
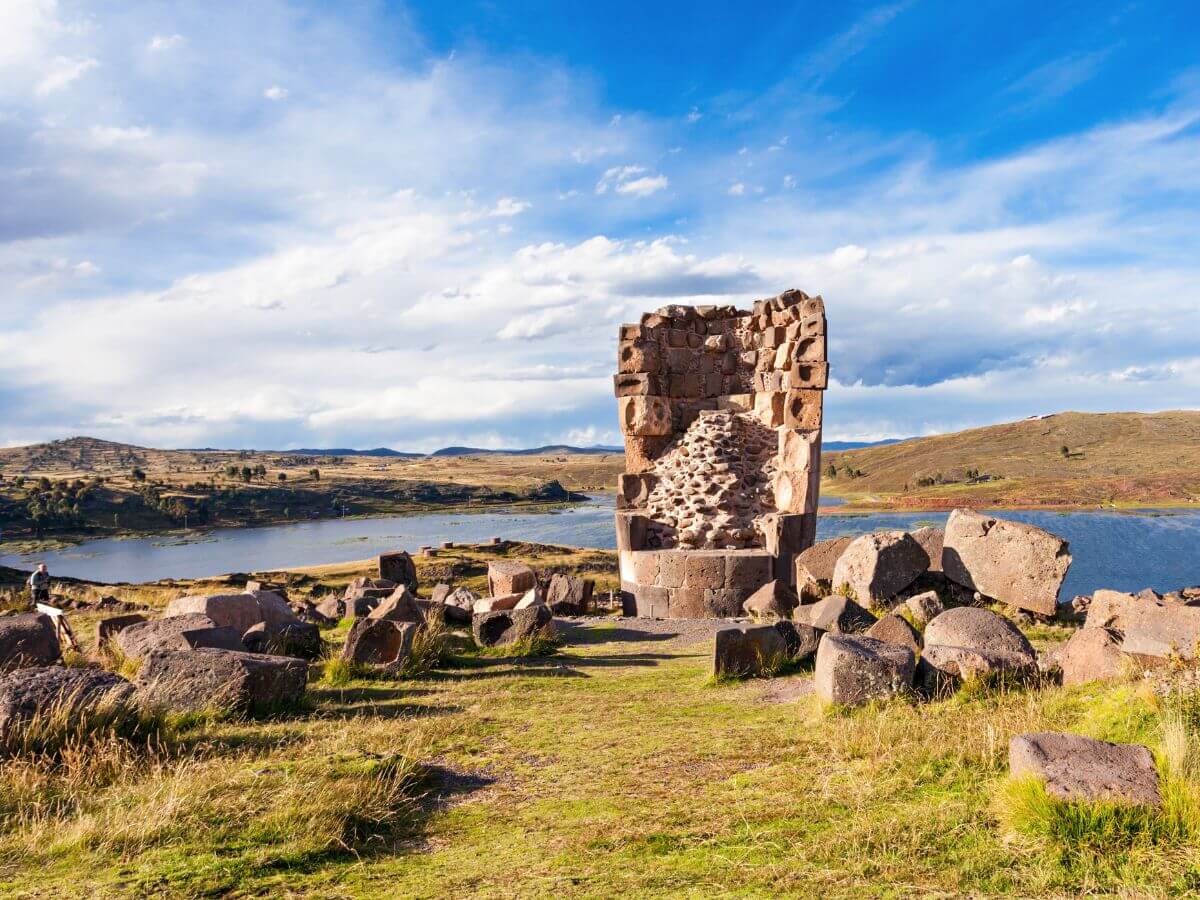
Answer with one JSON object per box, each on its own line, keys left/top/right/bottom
{"left": 614, "top": 289, "right": 829, "bottom": 618}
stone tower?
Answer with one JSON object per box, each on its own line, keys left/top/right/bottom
{"left": 613, "top": 289, "right": 829, "bottom": 618}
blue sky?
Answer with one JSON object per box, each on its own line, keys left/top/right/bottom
{"left": 1, "top": 0, "right": 1199, "bottom": 451}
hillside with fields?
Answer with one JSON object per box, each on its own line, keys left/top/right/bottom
{"left": 824, "top": 411, "right": 1200, "bottom": 509}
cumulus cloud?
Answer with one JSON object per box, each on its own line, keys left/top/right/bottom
{"left": 1, "top": 0, "right": 1198, "bottom": 451}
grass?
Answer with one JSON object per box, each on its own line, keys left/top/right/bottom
{"left": 4, "top": 611, "right": 1200, "bottom": 896}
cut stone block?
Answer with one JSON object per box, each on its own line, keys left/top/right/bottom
{"left": 1009, "top": 732, "right": 1161, "bottom": 806}
{"left": 487, "top": 561, "right": 537, "bottom": 597}
{"left": 814, "top": 634, "right": 915, "bottom": 706}
{"left": 832, "top": 531, "right": 929, "bottom": 604}
{"left": 713, "top": 624, "right": 789, "bottom": 677}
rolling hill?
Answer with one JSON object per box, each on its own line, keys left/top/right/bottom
{"left": 824, "top": 410, "right": 1200, "bottom": 508}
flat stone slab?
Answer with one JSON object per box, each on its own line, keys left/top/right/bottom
{"left": 1009, "top": 731, "right": 1161, "bottom": 806}
{"left": 135, "top": 648, "right": 307, "bottom": 713}
{"left": 1086, "top": 589, "right": 1200, "bottom": 661}
{"left": 794, "top": 595, "right": 877, "bottom": 635}
{"left": 0, "top": 666, "right": 134, "bottom": 745}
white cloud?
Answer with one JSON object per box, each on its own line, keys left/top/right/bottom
{"left": 36, "top": 56, "right": 97, "bottom": 95}
{"left": 490, "top": 197, "right": 531, "bottom": 217}
{"left": 263, "top": 85, "right": 289, "bottom": 101}
{"left": 595, "top": 165, "right": 668, "bottom": 197}
{"left": 728, "top": 182, "right": 745, "bottom": 196}
{"left": 148, "top": 33, "right": 184, "bottom": 52}
{"left": 616, "top": 174, "right": 668, "bottom": 197}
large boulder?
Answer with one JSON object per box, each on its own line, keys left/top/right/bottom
{"left": 487, "top": 561, "right": 537, "bottom": 597}
{"left": 912, "top": 527, "right": 945, "bottom": 573}
{"left": 919, "top": 644, "right": 1037, "bottom": 692}
{"left": 793, "top": 595, "right": 877, "bottom": 635}
{"left": 112, "top": 614, "right": 243, "bottom": 661}
{"left": 165, "top": 590, "right": 300, "bottom": 634}
{"left": 1059, "top": 627, "right": 1127, "bottom": 686}
{"left": 545, "top": 574, "right": 594, "bottom": 616}
{"left": 1009, "top": 732, "right": 1161, "bottom": 806}
{"left": 242, "top": 621, "right": 322, "bottom": 660}
{"left": 472, "top": 606, "right": 554, "bottom": 648}
{"left": 866, "top": 614, "right": 922, "bottom": 656}
{"left": 942, "top": 510, "right": 1071, "bottom": 616}
{"left": 0, "top": 666, "right": 135, "bottom": 747}
{"left": 473, "top": 593, "right": 522, "bottom": 614}
{"left": 0, "top": 614, "right": 62, "bottom": 671}
{"left": 923, "top": 607, "right": 1036, "bottom": 661}
{"left": 342, "top": 619, "right": 417, "bottom": 670}
{"left": 904, "top": 591, "right": 943, "bottom": 628}
{"left": 96, "top": 614, "right": 147, "bottom": 651}
{"left": 1085, "top": 589, "right": 1200, "bottom": 662}
{"left": 814, "top": 634, "right": 915, "bottom": 707}
{"left": 831, "top": 531, "right": 929, "bottom": 605}
{"left": 743, "top": 580, "right": 799, "bottom": 620}
{"left": 430, "top": 584, "right": 452, "bottom": 605}
{"left": 367, "top": 585, "right": 425, "bottom": 625}
{"left": 378, "top": 551, "right": 418, "bottom": 591}
{"left": 135, "top": 648, "right": 307, "bottom": 713}
{"left": 712, "top": 624, "right": 789, "bottom": 677}
{"left": 794, "top": 535, "right": 855, "bottom": 585}
{"left": 773, "top": 620, "right": 821, "bottom": 661}
{"left": 441, "top": 588, "right": 477, "bottom": 624}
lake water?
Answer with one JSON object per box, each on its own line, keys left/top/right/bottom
{"left": 1, "top": 497, "right": 1196, "bottom": 599}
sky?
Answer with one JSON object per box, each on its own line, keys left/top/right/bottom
{"left": 2, "top": 0, "right": 1199, "bottom": 452}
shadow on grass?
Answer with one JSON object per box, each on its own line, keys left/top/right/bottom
{"left": 554, "top": 621, "right": 684, "bottom": 645}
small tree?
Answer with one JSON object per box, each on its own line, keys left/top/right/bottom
{"left": 277, "top": 472, "right": 287, "bottom": 482}
{"left": 240, "top": 466, "right": 253, "bottom": 483}
{"left": 1060, "top": 445, "right": 1070, "bottom": 458}
{"left": 309, "top": 468, "right": 321, "bottom": 481}
{"left": 131, "top": 467, "right": 146, "bottom": 482}
{"left": 825, "top": 463, "right": 838, "bottom": 478}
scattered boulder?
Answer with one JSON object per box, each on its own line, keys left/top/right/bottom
{"left": 814, "top": 634, "right": 915, "bottom": 707}
{"left": 919, "top": 644, "right": 1037, "bottom": 692}
{"left": 743, "top": 579, "right": 799, "bottom": 620}
{"left": 0, "top": 666, "right": 135, "bottom": 747}
{"left": 135, "top": 648, "right": 307, "bottom": 713}
{"left": 441, "top": 588, "right": 477, "bottom": 624}
{"left": 487, "top": 561, "right": 537, "bottom": 597}
{"left": 1086, "top": 589, "right": 1200, "bottom": 662}
{"left": 0, "top": 614, "right": 61, "bottom": 672}
{"left": 288, "top": 598, "right": 334, "bottom": 627}
{"left": 912, "top": 526, "right": 945, "bottom": 573}
{"left": 923, "top": 607, "right": 1036, "bottom": 662}
{"left": 367, "top": 585, "right": 425, "bottom": 625}
{"left": 245, "top": 590, "right": 300, "bottom": 630}
{"left": 831, "top": 531, "right": 929, "bottom": 605}
{"left": 242, "top": 621, "right": 322, "bottom": 660}
{"left": 794, "top": 535, "right": 855, "bottom": 585}
{"left": 472, "top": 606, "right": 554, "bottom": 648}
{"left": 473, "top": 593, "right": 522, "bottom": 614}
{"left": 1009, "top": 732, "right": 1161, "bottom": 806}
{"left": 514, "top": 587, "right": 546, "bottom": 610}
{"left": 1059, "top": 627, "right": 1128, "bottom": 686}
{"left": 113, "top": 614, "right": 235, "bottom": 661}
{"left": 378, "top": 551, "right": 418, "bottom": 591}
{"left": 773, "top": 620, "right": 821, "bottom": 661}
{"left": 942, "top": 509, "right": 1071, "bottom": 616}
{"left": 163, "top": 593, "right": 264, "bottom": 635}
{"left": 314, "top": 595, "right": 345, "bottom": 621}
{"left": 342, "top": 619, "right": 417, "bottom": 671}
{"left": 713, "top": 624, "right": 789, "bottom": 677}
{"left": 430, "top": 584, "right": 452, "bottom": 605}
{"left": 793, "top": 595, "right": 877, "bottom": 635}
{"left": 904, "top": 591, "right": 943, "bottom": 628}
{"left": 545, "top": 574, "right": 594, "bottom": 616}
{"left": 866, "top": 614, "right": 922, "bottom": 656}
{"left": 96, "top": 614, "right": 148, "bottom": 651}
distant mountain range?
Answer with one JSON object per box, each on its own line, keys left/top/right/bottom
{"left": 823, "top": 438, "right": 907, "bottom": 452}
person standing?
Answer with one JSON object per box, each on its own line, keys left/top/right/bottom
{"left": 28, "top": 564, "right": 51, "bottom": 607}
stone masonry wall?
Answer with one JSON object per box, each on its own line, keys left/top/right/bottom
{"left": 613, "top": 289, "right": 830, "bottom": 617}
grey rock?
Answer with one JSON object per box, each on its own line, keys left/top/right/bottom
{"left": 912, "top": 526, "right": 945, "bottom": 573}
{"left": 866, "top": 614, "right": 922, "bottom": 655}
{"left": 472, "top": 606, "right": 554, "bottom": 648}
{"left": 0, "top": 666, "right": 135, "bottom": 746}
{"left": 1009, "top": 731, "right": 1161, "bottom": 806}
{"left": 96, "top": 614, "right": 147, "bottom": 650}
{"left": 743, "top": 579, "right": 799, "bottom": 620}
{"left": 1086, "top": 589, "right": 1200, "bottom": 662}
{"left": 814, "top": 634, "right": 916, "bottom": 707}
{"left": 713, "top": 624, "right": 789, "bottom": 677}
{"left": 1060, "top": 627, "right": 1127, "bottom": 686}
{"left": 243, "top": 621, "right": 322, "bottom": 660}
{"left": 163, "top": 593, "right": 265, "bottom": 634}
{"left": 942, "top": 509, "right": 1071, "bottom": 616}
{"left": 367, "top": 585, "right": 425, "bottom": 625}
{"left": 113, "top": 614, "right": 224, "bottom": 661}
{"left": 378, "top": 551, "right": 418, "bottom": 591}
{"left": 546, "top": 574, "right": 594, "bottom": 616}
{"left": 0, "top": 614, "right": 61, "bottom": 671}
{"left": 904, "top": 591, "right": 943, "bottom": 628}
{"left": 924, "top": 607, "right": 1035, "bottom": 661}
{"left": 342, "top": 619, "right": 417, "bottom": 670}
{"left": 135, "top": 648, "right": 307, "bottom": 713}
{"left": 832, "top": 531, "right": 929, "bottom": 604}
{"left": 793, "top": 595, "right": 877, "bottom": 635}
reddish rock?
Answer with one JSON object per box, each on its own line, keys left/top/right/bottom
{"left": 1009, "top": 732, "right": 1160, "bottom": 806}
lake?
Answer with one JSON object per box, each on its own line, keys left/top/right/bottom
{"left": 1, "top": 497, "right": 1196, "bottom": 600}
